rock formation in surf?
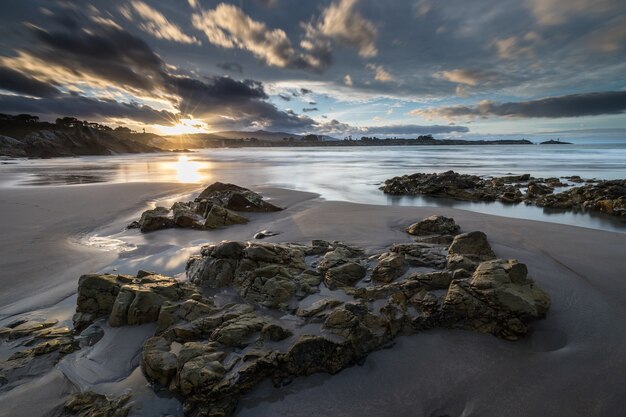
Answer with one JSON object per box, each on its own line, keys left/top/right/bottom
{"left": 381, "top": 171, "right": 626, "bottom": 217}
{"left": 129, "top": 182, "right": 282, "bottom": 233}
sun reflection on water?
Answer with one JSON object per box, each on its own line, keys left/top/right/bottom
{"left": 164, "top": 155, "right": 210, "bottom": 183}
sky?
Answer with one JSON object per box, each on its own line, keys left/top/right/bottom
{"left": 0, "top": 0, "right": 625, "bottom": 139}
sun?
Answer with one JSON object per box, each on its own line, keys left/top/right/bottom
{"left": 155, "top": 118, "right": 209, "bottom": 135}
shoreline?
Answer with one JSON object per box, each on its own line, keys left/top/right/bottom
{"left": 1, "top": 183, "right": 625, "bottom": 416}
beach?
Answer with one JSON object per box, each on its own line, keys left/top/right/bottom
{"left": 1, "top": 163, "right": 625, "bottom": 416}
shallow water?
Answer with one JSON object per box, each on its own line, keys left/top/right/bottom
{"left": 1, "top": 144, "right": 625, "bottom": 232}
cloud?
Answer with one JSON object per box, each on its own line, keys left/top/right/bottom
{"left": 317, "top": 0, "right": 378, "bottom": 57}
{"left": 302, "top": 107, "right": 318, "bottom": 112}
{"left": 217, "top": 62, "right": 243, "bottom": 73}
{"left": 0, "top": 93, "right": 178, "bottom": 124}
{"left": 192, "top": 3, "right": 331, "bottom": 71}
{"left": 0, "top": 11, "right": 322, "bottom": 132}
{"left": 493, "top": 32, "right": 539, "bottom": 60}
{"left": 129, "top": 1, "right": 201, "bottom": 45}
{"left": 314, "top": 121, "right": 469, "bottom": 136}
{"left": 0, "top": 67, "right": 60, "bottom": 98}
{"left": 343, "top": 74, "right": 353, "bottom": 86}
{"left": 410, "top": 91, "right": 626, "bottom": 120}
{"left": 367, "top": 64, "right": 393, "bottom": 82}
{"left": 527, "top": 0, "right": 619, "bottom": 26}
{"left": 436, "top": 69, "right": 496, "bottom": 86}
{"left": 278, "top": 93, "right": 291, "bottom": 101}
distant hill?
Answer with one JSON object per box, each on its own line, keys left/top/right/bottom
{"left": 0, "top": 114, "right": 160, "bottom": 158}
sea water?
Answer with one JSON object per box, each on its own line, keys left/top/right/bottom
{"left": 1, "top": 143, "right": 625, "bottom": 232}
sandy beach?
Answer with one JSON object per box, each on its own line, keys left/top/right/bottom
{"left": 1, "top": 180, "right": 625, "bottom": 417}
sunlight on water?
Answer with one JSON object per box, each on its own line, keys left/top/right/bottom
{"left": 163, "top": 155, "right": 211, "bottom": 183}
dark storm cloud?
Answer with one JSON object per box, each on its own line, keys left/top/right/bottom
{"left": 0, "top": 67, "right": 59, "bottom": 98}
{"left": 0, "top": 93, "right": 178, "bottom": 124}
{"left": 413, "top": 91, "right": 626, "bottom": 119}
{"left": 1, "top": 8, "right": 320, "bottom": 130}
{"left": 30, "top": 20, "right": 164, "bottom": 92}
{"left": 217, "top": 62, "right": 243, "bottom": 73}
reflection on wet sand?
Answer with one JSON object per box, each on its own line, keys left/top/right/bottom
{"left": 162, "top": 155, "right": 212, "bottom": 183}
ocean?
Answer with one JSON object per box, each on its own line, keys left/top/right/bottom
{"left": 2, "top": 143, "right": 625, "bottom": 232}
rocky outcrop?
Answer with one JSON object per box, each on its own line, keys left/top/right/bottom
{"left": 381, "top": 170, "right": 626, "bottom": 217}
{"left": 0, "top": 319, "right": 78, "bottom": 391}
{"left": 442, "top": 259, "right": 550, "bottom": 339}
{"left": 62, "top": 391, "right": 132, "bottom": 417}
{"left": 129, "top": 183, "right": 281, "bottom": 232}
{"left": 195, "top": 182, "right": 282, "bottom": 212}
{"left": 73, "top": 271, "right": 199, "bottom": 331}
{"left": 71, "top": 218, "right": 550, "bottom": 417}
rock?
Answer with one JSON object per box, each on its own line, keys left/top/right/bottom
{"left": 195, "top": 182, "right": 282, "bottom": 212}
{"left": 324, "top": 262, "right": 366, "bottom": 289}
{"left": 443, "top": 259, "right": 550, "bottom": 339}
{"left": 171, "top": 202, "right": 204, "bottom": 228}
{"left": 261, "top": 323, "right": 293, "bottom": 341}
{"left": 254, "top": 230, "right": 280, "bottom": 239}
{"left": 73, "top": 274, "right": 133, "bottom": 330}
{"left": 414, "top": 234, "right": 455, "bottom": 245}
{"left": 295, "top": 298, "right": 343, "bottom": 318}
{"left": 406, "top": 215, "right": 460, "bottom": 236}
{"left": 203, "top": 204, "right": 249, "bottom": 229}
{"left": 371, "top": 252, "right": 407, "bottom": 283}
{"left": 526, "top": 182, "right": 553, "bottom": 197}
{"left": 74, "top": 272, "right": 198, "bottom": 330}
{"left": 281, "top": 335, "right": 357, "bottom": 376}
{"left": 69, "top": 233, "right": 550, "bottom": 417}
{"left": 391, "top": 243, "right": 448, "bottom": 268}
{"left": 141, "top": 336, "right": 178, "bottom": 386}
{"left": 409, "top": 270, "right": 453, "bottom": 290}
{"left": 177, "top": 343, "right": 227, "bottom": 396}
{"left": 138, "top": 207, "right": 175, "bottom": 232}
{"left": 187, "top": 241, "right": 318, "bottom": 308}
{"left": 62, "top": 391, "right": 132, "bottom": 417}
{"left": 130, "top": 182, "right": 284, "bottom": 233}
{"left": 381, "top": 171, "right": 626, "bottom": 218}
{"left": 448, "top": 231, "right": 496, "bottom": 262}
{"left": 446, "top": 254, "right": 478, "bottom": 272}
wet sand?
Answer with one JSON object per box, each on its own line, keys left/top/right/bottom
{"left": 0, "top": 184, "right": 625, "bottom": 417}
